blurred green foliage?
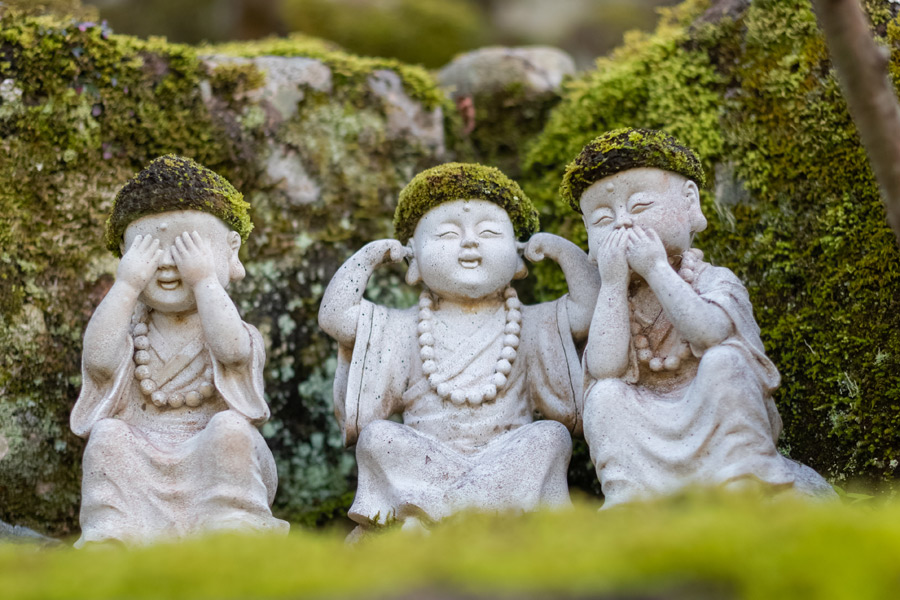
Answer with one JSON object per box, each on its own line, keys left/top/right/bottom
{"left": 279, "top": 0, "right": 488, "bottom": 68}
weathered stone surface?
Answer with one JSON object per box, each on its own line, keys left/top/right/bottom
{"left": 438, "top": 46, "right": 575, "bottom": 99}
{"left": 437, "top": 46, "right": 575, "bottom": 177}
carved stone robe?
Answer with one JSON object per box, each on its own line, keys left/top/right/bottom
{"left": 70, "top": 305, "right": 288, "bottom": 546}
{"left": 334, "top": 297, "right": 581, "bottom": 526}
{"left": 583, "top": 259, "right": 835, "bottom": 507}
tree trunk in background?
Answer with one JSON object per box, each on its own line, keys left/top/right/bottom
{"left": 812, "top": 0, "right": 900, "bottom": 246}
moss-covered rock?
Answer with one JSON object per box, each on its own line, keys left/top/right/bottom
{"left": 0, "top": 12, "right": 458, "bottom": 535}
{"left": 524, "top": 0, "right": 900, "bottom": 492}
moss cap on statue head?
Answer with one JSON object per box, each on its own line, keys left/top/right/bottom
{"left": 393, "top": 162, "right": 539, "bottom": 244}
{"left": 560, "top": 128, "right": 706, "bottom": 213}
{"left": 105, "top": 155, "right": 252, "bottom": 255}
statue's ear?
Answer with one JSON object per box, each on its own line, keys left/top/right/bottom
{"left": 227, "top": 230, "right": 246, "bottom": 282}
{"left": 684, "top": 179, "right": 707, "bottom": 234}
{"left": 514, "top": 243, "right": 528, "bottom": 280}
{"left": 405, "top": 239, "right": 421, "bottom": 286}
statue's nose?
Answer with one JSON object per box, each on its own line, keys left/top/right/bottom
{"left": 615, "top": 214, "right": 633, "bottom": 229}
{"left": 159, "top": 246, "right": 176, "bottom": 267}
{"left": 460, "top": 231, "right": 478, "bottom": 248}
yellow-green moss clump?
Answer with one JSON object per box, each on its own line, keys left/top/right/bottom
{"left": 393, "top": 162, "right": 538, "bottom": 243}
{"left": 523, "top": 0, "right": 900, "bottom": 492}
{"left": 559, "top": 127, "right": 706, "bottom": 213}
{"left": 105, "top": 155, "right": 252, "bottom": 254}
{"left": 3, "top": 493, "right": 900, "bottom": 599}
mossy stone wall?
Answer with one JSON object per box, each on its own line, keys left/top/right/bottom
{"left": 0, "top": 13, "right": 457, "bottom": 534}
{"left": 524, "top": 0, "right": 900, "bottom": 492}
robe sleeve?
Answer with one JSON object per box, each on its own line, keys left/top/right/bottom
{"left": 333, "top": 300, "right": 414, "bottom": 447}
{"left": 70, "top": 335, "right": 135, "bottom": 439}
{"left": 211, "top": 322, "right": 270, "bottom": 425}
{"left": 520, "top": 297, "right": 582, "bottom": 434}
{"left": 694, "top": 264, "right": 781, "bottom": 393}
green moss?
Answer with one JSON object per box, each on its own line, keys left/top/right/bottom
{"left": 462, "top": 81, "right": 562, "bottom": 179}
{"left": 5, "top": 493, "right": 900, "bottom": 598}
{"left": 523, "top": 0, "right": 900, "bottom": 489}
{"left": 209, "top": 62, "right": 265, "bottom": 103}
{"left": 559, "top": 127, "right": 706, "bottom": 213}
{"left": 105, "top": 155, "right": 252, "bottom": 254}
{"left": 393, "top": 162, "right": 538, "bottom": 243}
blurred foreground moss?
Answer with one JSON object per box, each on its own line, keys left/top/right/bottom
{"left": 3, "top": 492, "right": 900, "bottom": 600}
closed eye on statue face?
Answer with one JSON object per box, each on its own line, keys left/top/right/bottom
{"left": 591, "top": 211, "right": 613, "bottom": 226}
{"left": 478, "top": 228, "right": 502, "bottom": 237}
{"left": 628, "top": 200, "right": 653, "bottom": 214}
{"left": 436, "top": 228, "right": 459, "bottom": 239}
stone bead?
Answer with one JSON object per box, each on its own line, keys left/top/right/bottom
{"left": 418, "top": 333, "right": 435, "bottom": 346}
{"left": 418, "top": 295, "right": 433, "bottom": 308}
{"left": 133, "top": 336, "right": 150, "bottom": 350}
{"left": 140, "top": 378, "right": 157, "bottom": 394}
{"left": 496, "top": 359, "right": 512, "bottom": 375}
{"left": 134, "top": 365, "right": 151, "bottom": 381}
{"left": 634, "top": 335, "right": 649, "bottom": 349}
{"left": 637, "top": 349, "right": 653, "bottom": 363}
{"left": 466, "top": 390, "right": 483, "bottom": 404}
{"left": 185, "top": 391, "right": 203, "bottom": 408}
{"left": 420, "top": 346, "right": 435, "bottom": 360}
{"left": 664, "top": 355, "right": 681, "bottom": 371}
{"left": 500, "top": 346, "right": 517, "bottom": 361}
{"left": 491, "top": 373, "right": 507, "bottom": 388}
{"left": 437, "top": 383, "right": 451, "bottom": 398}
{"left": 503, "top": 334, "right": 519, "bottom": 348}
{"left": 418, "top": 308, "right": 433, "bottom": 321}
{"left": 422, "top": 360, "right": 437, "bottom": 375}
{"left": 504, "top": 287, "right": 517, "bottom": 299}
{"left": 649, "top": 357, "right": 664, "bottom": 372}
{"left": 508, "top": 309, "right": 522, "bottom": 323}
{"left": 134, "top": 350, "right": 151, "bottom": 365}
{"left": 417, "top": 320, "right": 432, "bottom": 334}
{"left": 631, "top": 321, "right": 642, "bottom": 335}
{"left": 505, "top": 297, "right": 521, "bottom": 310}
{"left": 132, "top": 323, "right": 149, "bottom": 336}
{"left": 450, "top": 390, "right": 466, "bottom": 405}
{"left": 481, "top": 384, "right": 497, "bottom": 402}
{"left": 199, "top": 382, "right": 215, "bottom": 398}
{"left": 150, "top": 391, "right": 166, "bottom": 406}
{"left": 681, "top": 268, "right": 695, "bottom": 283}
{"left": 504, "top": 322, "right": 521, "bottom": 335}
{"left": 169, "top": 393, "right": 185, "bottom": 409}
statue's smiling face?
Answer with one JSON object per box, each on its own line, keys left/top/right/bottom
{"left": 412, "top": 200, "right": 520, "bottom": 301}
{"left": 123, "top": 211, "right": 234, "bottom": 313}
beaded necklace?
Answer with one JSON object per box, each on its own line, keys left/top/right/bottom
{"left": 417, "top": 286, "right": 522, "bottom": 406}
{"left": 630, "top": 248, "right": 703, "bottom": 373}
{"left": 131, "top": 314, "right": 215, "bottom": 409}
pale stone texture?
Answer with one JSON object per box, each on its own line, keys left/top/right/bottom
{"left": 437, "top": 46, "right": 575, "bottom": 99}
{"left": 319, "top": 193, "right": 598, "bottom": 532}
{"left": 579, "top": 166, "right": 835, "bottom": 506}
{"left": 72, "top": 210, "right": 288, "bottom": 545}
